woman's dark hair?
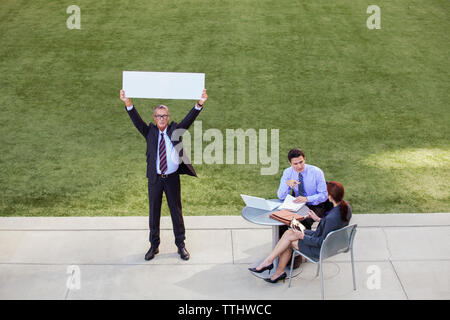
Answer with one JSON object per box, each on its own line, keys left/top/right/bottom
{"left": 326, "top": 181, "right": 349, "bottom": 222}
{"left": 288, "top": 148, "right": 305, "bottom": 162}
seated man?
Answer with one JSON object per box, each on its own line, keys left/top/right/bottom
{"left": 277, "top": 148, "right": 333, "bottom": 230}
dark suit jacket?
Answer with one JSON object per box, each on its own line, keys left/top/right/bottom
{"left": 300, "top": 203, "right": 352, "bottom": 258}
{"left": 126, "top": 105, "right": 201, "bottom": 184}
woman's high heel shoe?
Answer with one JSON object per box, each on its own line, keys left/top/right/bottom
{"left": 248, "top": 263, "right": 274, "bottom": 273}
{"left": 264, "top": 272, "right": 287, "bottom": 283}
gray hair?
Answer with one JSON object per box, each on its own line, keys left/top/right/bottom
{"left": 153, "top": 104, "right": 169, "bottom": 114}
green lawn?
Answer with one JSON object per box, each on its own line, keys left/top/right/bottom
{"left": 0, "top": 0, "right": 449, "bottom": 216}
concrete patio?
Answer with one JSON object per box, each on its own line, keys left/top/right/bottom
{"left": 0, "top": 213, "right": 449, "bottom": 300}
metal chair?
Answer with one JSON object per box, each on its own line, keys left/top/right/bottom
{"left": 288, "top": 224, "right": 357, "bottom": 300}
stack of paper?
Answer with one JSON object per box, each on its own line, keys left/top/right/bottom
{"left": 278, "top": 194, "right": 304, "bottom": 211}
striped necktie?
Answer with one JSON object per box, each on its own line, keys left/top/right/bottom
{"left": 159, "top": 133, "right": 167, "bottom": 174}
{"left": 298, "top": 173, "right": 305, "bottom": 197}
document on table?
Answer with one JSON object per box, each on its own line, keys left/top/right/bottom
{"left": 122, "top": 71, "right": 205, "bottom": 100}
{"left": 278, "top": 194, "right": 307, "bottom": 212}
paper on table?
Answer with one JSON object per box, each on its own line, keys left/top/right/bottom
{"left": 122, "top": 71, "right": 205, "bottom": 100}
{"left": 278, "top": 194, "right": 306, "bottom": 212}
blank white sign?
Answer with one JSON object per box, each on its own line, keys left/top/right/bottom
{"left": 122, "top": 71, "right": 205, "bottom": 100}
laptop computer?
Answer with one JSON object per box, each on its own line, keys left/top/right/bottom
{"left": 240, "top": 194, "right": 281, "bottom": 211}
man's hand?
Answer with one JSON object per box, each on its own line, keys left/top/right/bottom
{"left": 120, "top": 89, "right": 133, "bottom": 107}
{"left": 286, "top": 179, "right": 299, "bottom": 189}
{"left": 197, "top": 89, "right": 208, "bottom": 107}
{"left": 293, "top": 196, "right": 308, "bottom": 203}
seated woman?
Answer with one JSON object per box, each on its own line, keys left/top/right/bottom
{"left": 249, "top": 181, "right": 352, "bottom": 283}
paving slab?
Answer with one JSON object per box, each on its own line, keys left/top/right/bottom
{"left": 0, "top": 214, "right": 449, "bottom": 300}
{"left": 384, "top": 227, "right": 450, "bottom": 261}
{"left": 63, "top": 261, "right": 406, "bottom": 300}
{"left": 334, "top": 227, "right": 390, "bottom": 262}
{"left": 350, "top": 213, "right": 450, "bottom": 227}
{"left": 391, "top": 260, "right": 450, "bottom": 300}
{"left": 231, "top": 229, "right": 272, "bottom": 264}
{"left": 0, "top": 264, "right": 69, "bottom": 300}
{"left": 0, "top": 216, "right": 265, "bottom": 231}
{"left": 0, "top": 229, "right": 232, "bottom": 265}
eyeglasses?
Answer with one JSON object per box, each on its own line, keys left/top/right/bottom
{"left": 154, "top": 115, "right": 169, "bottom": 120}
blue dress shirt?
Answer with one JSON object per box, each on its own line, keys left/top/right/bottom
{"left": 277, "top": 164, "right": 328, "bottom": 206}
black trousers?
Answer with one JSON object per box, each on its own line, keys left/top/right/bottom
{"left": 279, "top": 200, "right": 334, "bottom": 237}
{"left": 148, "top": 173, "right": 186, "bottom": 248}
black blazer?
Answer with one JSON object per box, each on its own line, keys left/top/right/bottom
{"left": 126, "top": 105, "right": 201, "bottom": 183}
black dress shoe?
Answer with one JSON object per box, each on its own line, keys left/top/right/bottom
{"left": 177, "top": 246, "right": 190, "bottom": 260}
{"left": 264, "top": 272, "right": 287, "bottom": 283}
{"left": 248, "top": 263, "right": 274, "bottom": 273}
{"left": 144, "top": 247, "right": 159, "bottom": 261}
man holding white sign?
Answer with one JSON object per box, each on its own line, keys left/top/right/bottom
{"left": 120, "top": 87, "right": 208, "bottom": 261}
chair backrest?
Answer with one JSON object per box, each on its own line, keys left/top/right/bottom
{"left": 319, "top": 224, "right": 357, "bottom": 260}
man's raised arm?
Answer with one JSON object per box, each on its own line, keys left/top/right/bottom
{"left": 177, "top": 89, "right": 208, "bottom": 130}
{"left": 120, "top": 89, "right": 149, "bottom": 137}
